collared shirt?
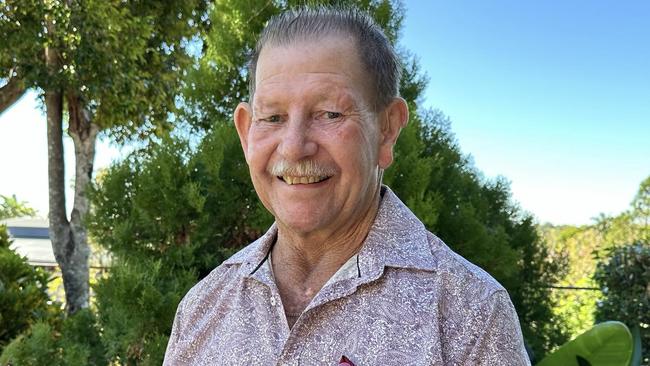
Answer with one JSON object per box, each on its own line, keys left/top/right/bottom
{"left": 163, "top": 187, "right": 531, "bottom": 365}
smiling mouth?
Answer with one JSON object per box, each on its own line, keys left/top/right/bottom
{"left": 278, "top": 175, "right": 331, "bottom": 185}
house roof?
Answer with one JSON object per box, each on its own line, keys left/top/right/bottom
{"left": 2, "top": 217, "right": 110, "bottom": 268}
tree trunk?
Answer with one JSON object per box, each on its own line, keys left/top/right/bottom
{"left": 45, "top": 88, "right": 90, "bottom": 315}
{"left": 45, "top": 31, "right": 94, "bottom": 315}
{"left": 66, "top": 93, "right": 98, "bottom": 313}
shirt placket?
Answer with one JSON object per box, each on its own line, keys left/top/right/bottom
{"left": 246, "top": 258, "right": 293, "bottom": 364}
{"left": 275, "top": 255, "right": 387, "bottom": 366}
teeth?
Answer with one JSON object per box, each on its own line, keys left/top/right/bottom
{"left": 282, "top": 176, "right": 328, "bottom": 185}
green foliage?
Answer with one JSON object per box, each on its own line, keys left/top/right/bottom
{"left": 182, "top": 0, "right": 407, "bottom": 131}
{"left": 86, "top": 124, "right": 272, "bottom": 363}
{"left": 93, "top": 257, "right": 195, "bottom": 366}
{"left": 182, "top": 0, "right": 278, "bottom": 129}
{"left": 540, "top": 176, "right": 650, "bottom": 363}
{"left": 0, "top": 195, "right": 36, "bottom": 220}
{"left": 631, "top": 176, "right": 650, "bottom": 242}
{"left": 594, "top": 174, "right": 650, "bottom": 249}
{"left": 0, "top": 225, "right": 54, "bottom": 351}
{"left": 87, "top": 125, "right": 270, "bottom": 276}
{"left": 0, "top": 309, "right": 106, "bottom": 366}
{"left": 0, "top": 323, "right": 57, "bottom": 366}
{"left": 57, "top": 309, "right": 106, "bottom": 366}
{"left": 594, "top": 243, "right": 650, "bottom": 365}
{"left": 1, "top": 0, "right": 209, "bottom": 140}
{"left": 536, "top": 321, "right": 633, "bottom": 366}
{"left": 540, "top": 224, "right": 603, "bottom": 339}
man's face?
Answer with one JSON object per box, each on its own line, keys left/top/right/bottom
{"left": 234, "top": 35, "right": 400, "bottom": 237}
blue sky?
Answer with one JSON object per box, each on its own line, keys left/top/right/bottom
{"left": 0, "top": 1, "right": 648, "bottom": 225}
{"left": 399, "top": 0, "right": 650, "bottom": 224}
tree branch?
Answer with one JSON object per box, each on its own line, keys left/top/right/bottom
{"left": 0, "top": 73, "right": 26, "bottom": 114}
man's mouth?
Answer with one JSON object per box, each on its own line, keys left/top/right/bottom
{"left": 279, "top": 175, "right": 331, "bottom": 185}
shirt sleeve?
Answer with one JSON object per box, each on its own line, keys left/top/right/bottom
{"left": 465, "top": 290, "right": 531, "bottom": 366}
{"left": 163, "top": 298, "right": 185, "bottom": 366}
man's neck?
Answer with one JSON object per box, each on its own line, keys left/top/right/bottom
{"left": 272, "top": 190, "right": 379, "bottom": 276}
{"left": 270, "top": 189, "right": 381, "bottom": 326}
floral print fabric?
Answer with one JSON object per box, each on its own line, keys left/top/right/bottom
{"left": 163, "top": 187, "right": 531, "bottom": 366}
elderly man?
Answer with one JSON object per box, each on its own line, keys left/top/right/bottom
{"left": 164, "top": 7, "right": 530, "bottom": 366}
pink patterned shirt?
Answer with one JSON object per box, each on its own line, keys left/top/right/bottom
{"left": 163, "top": 187, "right": 531, "bottom": 365}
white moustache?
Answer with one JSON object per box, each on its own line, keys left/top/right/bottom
{"left": 268, "top": 160, "right": 336, "bottom": 177}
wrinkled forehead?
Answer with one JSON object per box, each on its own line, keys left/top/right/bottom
{"left": 252, "top": 33, "right": 375, "bottom": 105}
{"left": 253, "top": 81, "right": 363, "bottom": 115}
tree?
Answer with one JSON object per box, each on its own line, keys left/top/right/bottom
{"left": 0, "top": 0, "right": 208, "bottom": 314}
{"left": 539, "top": 224, "right": 602, "bottom": 340}
{"left": 594, "top": 243, "right": 649, "bottom": 365}
{"left": 0, "top": 195, "right": 36, "bottom": 220}
{"left": 591, "top": 177, "right": 650, "bottom": 365}
{"left": 539, "top": 175, "right": 650, "bottom": 360}
{"left": 632, "top": 176, "right": 650, "bottom": 241}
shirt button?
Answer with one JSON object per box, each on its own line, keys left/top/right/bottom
{"left": 270, "top": 297, "right": 276, "bottom": 306}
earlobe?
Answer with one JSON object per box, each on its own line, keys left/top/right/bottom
{"left": 378, "top": 97, "right": 409, "bottom": 169}
{"left": 234, "top": 102, "right": 253, "bottom": 161}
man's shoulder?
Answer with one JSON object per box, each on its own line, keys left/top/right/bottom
{"left": 423, "top": 233, "right": 529, "bottom": 365}
{"left": 426, "top": 232, "right": 507, "bottom": 298}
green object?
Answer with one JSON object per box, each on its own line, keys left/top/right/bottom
{"left": 594, "top": 243, "right": 650, "bottom": 364}
{"left": 0, "top": 225, "right": 55, "bottom": 351}
{"left": 536, "top": 321, "right": 633, "bottom": 366}
{"left": 630, "top": 324, "right": 642, "bottom": 366}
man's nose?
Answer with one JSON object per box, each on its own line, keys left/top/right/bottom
{"left": 278, "top": 118, "right": 317, "bottom": 162}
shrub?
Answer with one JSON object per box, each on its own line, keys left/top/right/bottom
{"left": 0, "top": 225, "right": 55, "bottom": 351}
{"left": 594, "top": 243, "right": 650, "bottom": 365}
{"left": 94, "top": 257, "right": 195, "bottom": 366}
{"left": 0, "top": 309, "right": 106, "bottom": 366}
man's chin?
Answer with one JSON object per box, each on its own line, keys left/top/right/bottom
{"left": 275, "top": 215, "right": 332, "bottom": 238}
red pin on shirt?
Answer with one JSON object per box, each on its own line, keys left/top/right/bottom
{"left": 339, "top": 355, "right": 356, "bottom": 366}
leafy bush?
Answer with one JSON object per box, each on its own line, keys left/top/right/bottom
{"left": 595, "top": 243, "right": 650, "bottom": 365}
{"left": 94, "top": 257, "right": 195, "bottom": 366}
{"left": 0, "top": 225, "right": 55, "bottom": 351}
{"left": 0, "top": 195, "right": 36, "bottom": 220}
{"left": 0, "top": 309, "right": 106, "bottom": 366}
{"left": 0, "top": 323, "right": 56, "bottom": 366}
{"left": 87, "top": 125, "right": 267, "bottom": 364}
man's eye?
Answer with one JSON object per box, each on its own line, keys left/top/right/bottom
{"left": 326, "top": 112, "right": 342, "bottom": 119}
{"left": 266, "top": 115, "right": 281, "bottom": 123}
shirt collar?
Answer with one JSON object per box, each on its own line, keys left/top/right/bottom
{"left": 356, "top": 185, "right": 436, "bottom": 282}
{"left": 223, "top": 185, "right": 436, "bottom": 280}
{"left": 222, "top": 222, "right": 277, "bottom": 281}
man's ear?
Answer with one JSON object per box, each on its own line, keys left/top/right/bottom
{"left": 234, "top": 102, "right": 253, "bottom": 162}
{"left": 378, "top": 97, "right": 409, "bottom": 169}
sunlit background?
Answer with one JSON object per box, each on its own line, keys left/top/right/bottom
{"left": 1, "top": 1, "right": 649, "bottom": 225}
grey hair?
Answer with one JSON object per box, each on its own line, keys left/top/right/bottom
{"left": 248, "top": 6, "right": 401, "bottom": 111}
